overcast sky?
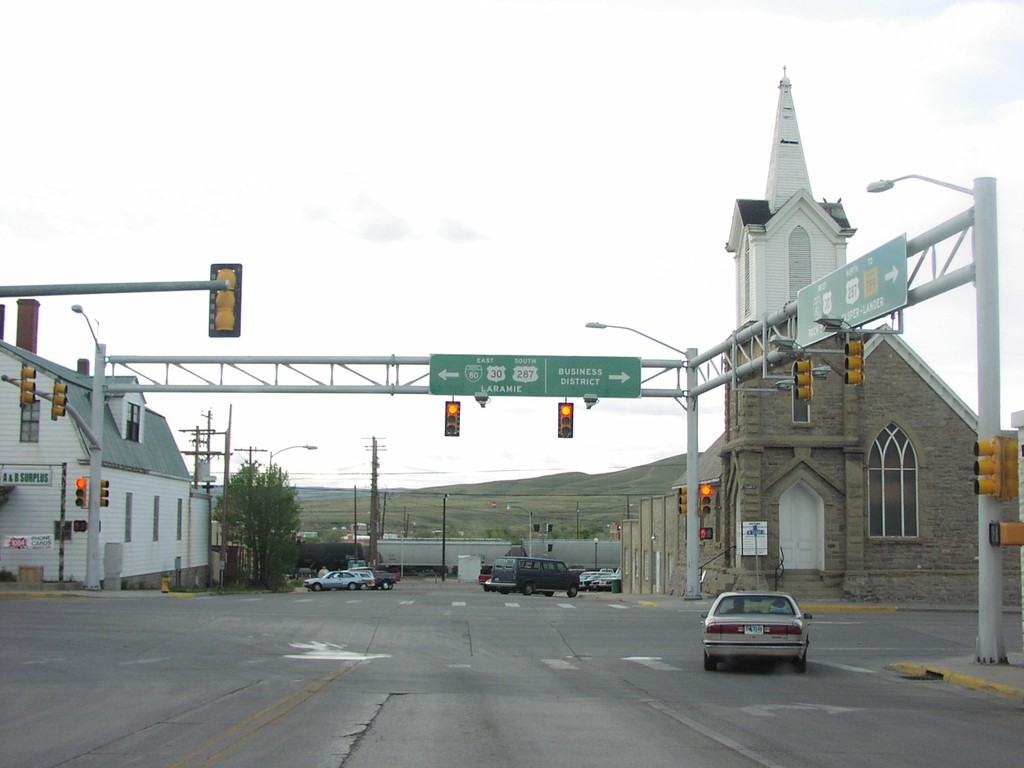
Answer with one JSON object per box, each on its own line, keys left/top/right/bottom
{"left": 2, "top": 0, "right": 1022, "bottom": 490}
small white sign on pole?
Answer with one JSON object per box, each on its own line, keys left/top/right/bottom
{"left": 737, "top": 521, "right": 768, "bottom": 556}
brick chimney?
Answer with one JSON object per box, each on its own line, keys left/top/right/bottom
{"left": 16, "top": 299, "right": 40, "bottom": 353}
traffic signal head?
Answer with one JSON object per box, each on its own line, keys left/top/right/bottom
{"left": 699, "top": 484, "right": 713, "bottom": 516}
{"left": 844, "top": 340, "right": 865, "bottom": 385}
{"left": 75, "top": 476, "right": 88, "bottom": 508}
{"left": 792, "top": 360, "right": 813, "bottom": 400}
{"left": 51, "top": 381, "right": 68, "bottom": 420}
{"left": 557, "top": 402, "right": 574, "bottom": 438}
{"left": 20, "top": 367, "right": 36, "bottom": 406}
{"left": 444, "top": 400, "right": 461, "bottom": 437}
{"left": 73, "top": 520, "right": 88, "bottom": 533}
{"left": 99, "top": 479, "right": 110, "bottom": 507}
{"left": 975, "top": 436, "right": 1018, "bottom": 501}
{"left": 699, "top": 526, "right": 714, "bottom": 541}
{"left": 678, "top": 486, "right": 688, "bottom": 515}
{"left": 209, "top": 263, "right": 242, "bottom": 337}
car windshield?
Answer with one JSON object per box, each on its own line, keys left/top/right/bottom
{"left": 714, "top": 595, "right": 795, "bottom": 616}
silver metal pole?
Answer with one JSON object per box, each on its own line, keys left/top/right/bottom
{"left": 973, "top": 177, "right": 1006, "bottom": 663}
{"left": 684, "top": 348, "right": 701, "bottom": 599}
{"left": 84, "top": 342, "right": 105, "bottom": 589}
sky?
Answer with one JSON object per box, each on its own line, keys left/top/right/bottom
{"left": 2, "top": 0, "right": 1022, "bottom": 491}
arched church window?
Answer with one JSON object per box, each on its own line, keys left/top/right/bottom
{"left": 867, "top": 422, "right": 919, "bottom": 537}
{"left": 788, "top": 226, "right": 811, "bottom": 300}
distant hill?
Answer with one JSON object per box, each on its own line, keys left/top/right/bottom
{"left": 297, "top": 453, "right": 688, "bottom": 539}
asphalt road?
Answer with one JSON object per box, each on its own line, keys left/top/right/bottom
{"left": 2, "top": 582, "right": 1022, "bottom": 768}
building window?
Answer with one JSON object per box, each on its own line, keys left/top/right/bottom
{"left": 176, "top": 499, "right": 183, "bottom": 541}
{"left": 127, "top": 403, "right": 141, "bottom": 442}
{"left": 788, "top": 226, "right": 811, "bottom": 300}
{"left": 153, "top": 497, "right": 160, "bottom": 542}
{"left": 20, "top": 401, "right": 40, "bottom": 442}
{"left": 868, "top": 423, "right": 919, "bottom": 537}
{"left": 125, "top": 493, "right": 133, "bottom": 543}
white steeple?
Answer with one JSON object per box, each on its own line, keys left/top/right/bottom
{"left": 765, "top": 69, "right": 812, "bottom": 213}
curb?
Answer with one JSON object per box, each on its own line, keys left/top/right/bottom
{"left": 886, "top": 662, "right": 1024, "bottom": 701}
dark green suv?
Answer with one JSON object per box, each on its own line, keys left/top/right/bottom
{"left": 486, "top": 556, "right": 579, "bottom": 597}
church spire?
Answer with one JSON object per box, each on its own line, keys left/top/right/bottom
{"left": 765, "top": 69, "right": 811, "bottom": 213}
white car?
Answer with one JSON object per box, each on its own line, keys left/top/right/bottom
{"left": 701, "top": 591, "right": 812, "bottom": 672}
{"left": 303, "top": 570, "right": 374, "bottom": 591}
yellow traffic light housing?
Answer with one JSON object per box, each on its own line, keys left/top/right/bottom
{"left": 100, "top": 479, "right": 110, "bottom": 507}
{"left": 444, "top": 400, "right": 461, "bottom": 437}
{"left": 844, "top": 340, "right": 865, "bottom": 385}
{"left": 699, "top": 484, "right": 713, "bottom": 516}
{"left": 974, "top": 436, "right": 1019, "bottom": 501}
{"left": 75, "top": 477, "right": 88, "bottom": 508}
{"left": 209, "top": 263, "right": 242, "bottom": 338}
{"left": 989, "top": 521, "right": 1024, "bottom": 546}
{"left": 557, "top": 402, "right": 574, "bottom": 438}
{"left": 20, "top": 366, "right": 36, "bottom": 406}
{"left": 51, "top": 381, "right": 68, "bottom": 420}
{"left": 792, "top": 360, "right": 813, "bottom": 400}
{"left": 678, "top": 486, "right": 687, "bottom": 515}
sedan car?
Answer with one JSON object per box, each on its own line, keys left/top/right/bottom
{"left": 701, "top": 591, "right": 811, "bottom": 672}
{"left": 303, "top": 570, "right": 374, "bottom": 591}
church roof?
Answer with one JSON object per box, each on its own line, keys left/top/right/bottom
{"left": 765, "top": 71, "right": 811, "bottom": 213}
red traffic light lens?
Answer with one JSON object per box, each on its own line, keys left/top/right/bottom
{"left": 76, "top": 477, "right": 88, "bottom": 490}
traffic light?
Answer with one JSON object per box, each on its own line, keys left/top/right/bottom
{"left": 974, "top": 436, "right": 1018, "bottom": 501}
{"left": 557, "top": 402, "right": 574, "bottom": 438}
{"left": 73, "top": 520, "right": 88, "bottom": 533}
{"left": 989, "top": 521, "right": 1024, "bottom": 546}
{"left": 699, "top": 526, "right": 714, "bottom": 541}
{"left": 844, "top": 340, "right": 865, "bottom": 385}
{"left": 699, "top": 484, "right": 713, "bottom": 517}
{"left": 678, "top": 486, "right": 688, "bottom": 515}
{"left": 209, "top": 263, "right": 242, "bottom": 338}
{"left": 51, "top": 381, "right": 68, "bottom": 420}
{"left": 792, "top": 360, "right": 813, "bottom": 400}
{"left": 444, "top": 400, "right": 461, "bottom": 436}
{"left": 74, "top": 477, "right": 88, "bottom": 508}
{"left": 20, "top": 366, "right": 36, "bottom": 406}
{"left": 99, "top": 479, "right": 110, "bottom": 507}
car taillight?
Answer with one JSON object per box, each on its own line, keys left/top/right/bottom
{"left": 765, "top": 625, "right": 802, "bottom": 635}
{"left": 708, "top": 623, "right": 745, "bottom": 634}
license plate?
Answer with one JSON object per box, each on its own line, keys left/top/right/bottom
{"left": 744, "top": 624, "right": 764, "bottom": 635}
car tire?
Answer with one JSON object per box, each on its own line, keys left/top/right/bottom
{"left": 381, "top": 581, "right": 393, "bottom": 590}
{"left": 348, "top": 582, "right": 359, "bottom": 590}
{"left": 312, "top": 583, "right": 323, "bottom": 592}
{"left": 521, "top": 582, "right": 535, "bottom": 596}
{"left": 566, "top": 585, "right": 578, "bottom": 598}
{"left": 703, "top": 653, "right": 717, "bottom": 671}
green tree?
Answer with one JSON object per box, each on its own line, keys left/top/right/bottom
{"left": 217, "top": 463, "right": 300, "bottom": 590}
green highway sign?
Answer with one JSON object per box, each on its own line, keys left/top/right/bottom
{"left": 796, "top": 234, "right": 908, "bottom": 346}
{"left": 429, "top": 354, "right": 642, "bottom": 398}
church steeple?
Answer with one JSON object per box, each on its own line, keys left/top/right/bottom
{"left": 765, "top": 69, "right": 811, "bottom": 213}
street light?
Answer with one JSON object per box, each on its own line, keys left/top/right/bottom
{"left": 586, "top": 321, "right": 702, "bottom": 599}
{"left": 868, "top": 174, "right": 1004, "bottom": 664}
{"left": 507, "top": 504, "right": 533, "bottom": 557}
{"left": 269, "top": 444, "right": 317, "bottom": 466}
{"left": 71, "top": 304, "right": 105, "bottom": 590}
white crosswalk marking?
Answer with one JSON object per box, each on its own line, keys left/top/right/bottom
{"left": 399, "top": 600, "right": 415, "bottom": 605}
{"left": 607, "top": 604, "right": 629, "bottom": 609}
{"left": 504, "top": 602, "right": 520, "bottom": 608}
{"left": 542, "top": 659, "right": 579, "bottom": 670}
{"left": 452, "top": 601, "right": 466, "bottom": 607}
{"left": 557, "top": 603, "right": 576, "bottom": 609}
{"left": 623, "top": 657, "right": 681, "bottom": 671}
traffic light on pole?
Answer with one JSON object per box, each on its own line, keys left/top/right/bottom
{"left": 209, "top": 263, "right": 242, "bottom": 337}
{"left": 20, "top": 367, "right": 36, "bottom": 406}
{"left": 75, "top": 477, "right": 88, "bottom": 508}
{"left": 73, "top": 520, "right": 88, "bottom": 533}
{"left": 844, "top": 340, "right": 865, "bottom": 385}
{"left": 699, "top": 526, "right": 714, "bottom": 541}
{"left": 974, "top": 436, "right": 1018, "bottom": 501}
{"left": 51, "top": 381, "right": 68, "bottom": 420}
{"left": 678, "top": 486, "right": 687, "bottom": 515}
{"left": 699, "top": 484, "right": 713, "bottom": 517}
{"left": 444, "top": 400, "right": 461, "bottom": 437}
{"left": 99, "top": 479, "right": 110, "bottom": 507}
{"left": 557, "top": 402, "right": 574, "bottom": 438}
{"left": 792, "top": 360, "right": 813, "bottom": 400}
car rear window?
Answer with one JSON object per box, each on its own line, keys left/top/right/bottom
{"left": 715, "top": 596, "right": 795, "bottom": 616}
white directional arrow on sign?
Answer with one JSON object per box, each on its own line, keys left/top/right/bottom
{"left": 609, "top": 372, "right": 631, "bottom": 383}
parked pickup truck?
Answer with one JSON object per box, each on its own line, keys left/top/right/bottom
{"left": 351, "top": 567, "right": 399, "bottom": 590}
